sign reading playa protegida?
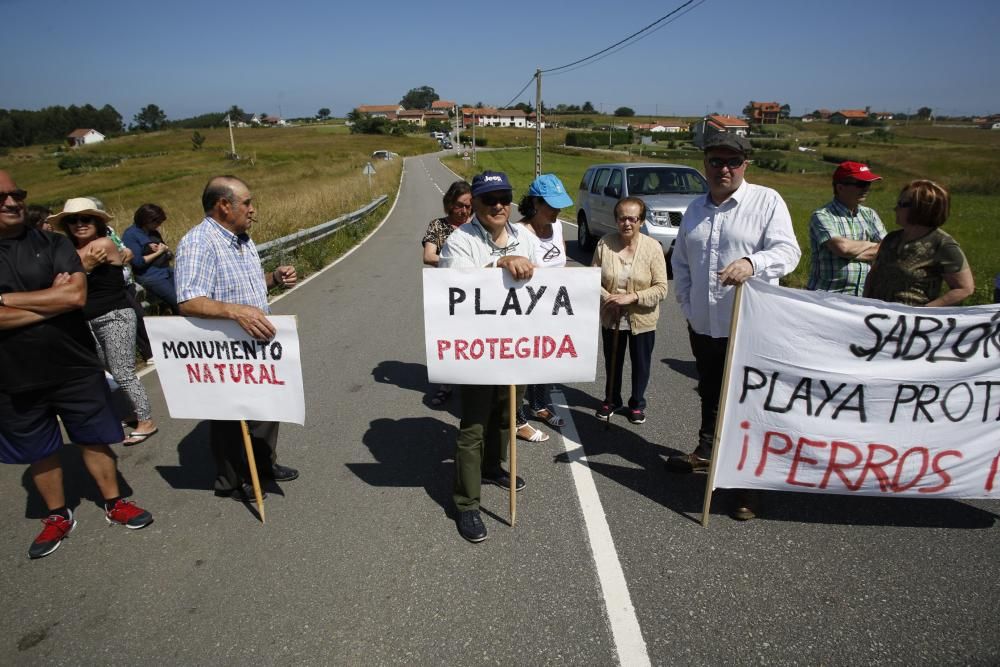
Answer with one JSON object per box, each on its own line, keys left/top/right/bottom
{"left": 423, "top": 267, "right": 601, "bottom": 385}
{"left": 144, "top": 316, "right": 305, "bottom": 424}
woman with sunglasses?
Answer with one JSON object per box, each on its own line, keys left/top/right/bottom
{"left": 422, "top": 180, "right": 472, "bottom": 406}
{"left": 864, "top": 180, "right": 974, "bottom": 306}
{"left": 50, "top": 199, "right": 159, "bottom": 445}
{"left": 512, "top": 174, "right": 574, "bottom": 441}
{"left": 592, "top": 197, "right": 668, "bottom": 425}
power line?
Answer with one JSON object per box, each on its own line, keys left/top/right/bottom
{"left": 540, "top": 0, "right": 701, "bottom": 74}
{"left": 544, "top": 0, "right": 706, "bottom": 79}
{"left": 498, "top": 75, "right": 538, "bottom": 112}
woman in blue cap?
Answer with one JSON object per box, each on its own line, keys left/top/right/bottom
{"left": 513, "top": 174, "right": 574, "bottom": 441}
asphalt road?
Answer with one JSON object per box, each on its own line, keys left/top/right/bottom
{"left": 2, "top": 151, "right": 998, "bottom": 666}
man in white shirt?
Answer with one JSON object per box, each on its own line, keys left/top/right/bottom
{"left": 439, "top": 171, "right": 537, "bottom": 543}
{"left": 667, "top": 134, "right": 801, "bottom": 520}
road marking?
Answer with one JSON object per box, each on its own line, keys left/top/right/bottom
{"left": 551, "top": 389, "right": 651, "bottom": 667}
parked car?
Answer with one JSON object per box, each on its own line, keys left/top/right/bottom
{"left": 576, "top": 162, "right": 708, "bottom": 254}
{"left": 371, "top": 150, "right": 396, "bottom": 160}
{"left": 441, "top": 141, "right": 453, "bottom": 149}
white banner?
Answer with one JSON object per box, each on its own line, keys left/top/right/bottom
{"left": 713, "top": 281, "right": 1000, "bottom": 499}
{"left": 423, "top": 267, "right": 601, "bottom": 384}
{"left": 144, "top": 316, "right": 305, "bottom": 424}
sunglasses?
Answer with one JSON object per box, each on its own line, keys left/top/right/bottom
{"left": 478, "top": 193, "right": 512, "bottom": 207}
{"left": 895, "top": 200, "right": 912, "bottom": 209}
{"left": 0, "top": 189, "right": 28, "bottom": 202}
{"left": 706, "top": 156, "right": 745, "bottom": 169}
{"left": 616, "top": 215, "right": 641, "bottom": 224}
{"left": 65, "top": 215, "right": 100, "bottom": 225}
{"left": 840, "top": 180, "right": 872, "bottom": 188}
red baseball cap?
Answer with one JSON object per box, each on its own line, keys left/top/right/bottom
{"left": 833, "top": 161, "right": 881, "bottom": 183}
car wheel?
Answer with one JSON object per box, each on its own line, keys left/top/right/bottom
{"left": 577, "top": 213, "right": 596, "bottom": 251}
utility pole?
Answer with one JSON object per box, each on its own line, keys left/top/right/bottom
{"left": 226, "top": 113, "right": 237, "bottom": 159}
{"left": 534, "top": 69, "right": 542, "bottom": 177}
{"left": 472, "top": 113, "right": 477, "bottom": 166}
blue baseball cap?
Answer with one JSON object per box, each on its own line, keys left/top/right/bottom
{"left": 471, "top": 170, "right": 513, "bottom": 197}
{"left": 528, "top": 173, "right": 573, "bottom": 209}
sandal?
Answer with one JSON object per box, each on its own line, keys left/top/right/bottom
{"left": 531, "top": 406, "right": 565, "bottom": 428}
{"left": 123, "top": 428, "right": 158, "bottom": 446}
{"left": 516, "top": 423, "right": 549, "bottom": 442}
{"left": 430, "top": 387, "right": 452, "bottom": 407}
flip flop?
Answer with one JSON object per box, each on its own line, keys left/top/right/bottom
{"left": 124, "top": 428, "right": 158, "bottom": 446}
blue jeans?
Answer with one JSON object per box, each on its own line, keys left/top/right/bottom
{"left": 137, "top": 272, "right": 178, "bottom": 313}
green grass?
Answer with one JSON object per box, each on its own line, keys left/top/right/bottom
{"left": 445, "top": 132, "right": 1000, "bottom": 305}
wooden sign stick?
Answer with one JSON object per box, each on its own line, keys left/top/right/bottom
{"left": 509, "top": 384, "right": 517, "bottom": 526}
{"left": 240, "top": 420, "right": 266, "bottom": 524}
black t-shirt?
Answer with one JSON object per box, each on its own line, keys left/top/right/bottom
{"left": 83, "top": 262, "right": 129, "bottom": 320}
{"left": 0, "top": 227, "right": 101, "bottom": 392}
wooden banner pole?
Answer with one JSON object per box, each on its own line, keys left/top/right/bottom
{"left": 701, "top": 283, "right": 745, "bottom": 528}
{"left": 240, "top": 420, "right": 266, "bottom": 524}
{"left": 508, "top": 384, "right": 517, "bottom": 526}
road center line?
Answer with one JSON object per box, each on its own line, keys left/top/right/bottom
{"left": 550, "top": 389, "right": 651, "bottom": 667}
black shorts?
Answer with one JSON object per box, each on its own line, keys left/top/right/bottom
{"left": 0, "top": 372, "right": 124, "bottom": 464}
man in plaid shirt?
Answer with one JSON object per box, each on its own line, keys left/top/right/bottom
{"left": 806, "top": 161, "right": 886, "bottom": 296}
{"left": 175, "top": 175, "right": 299, "bottom": 502}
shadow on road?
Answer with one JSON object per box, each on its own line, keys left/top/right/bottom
{"left": 554, "top": 385, "right": 997, "bottom": 529}
{"left": 20, "top": 444, "right": 135, "bottom": 519}
{"left": 349, "top": 416, "right": 456, "bottom": 516}
{"left": 660, "top": 356, "right": 698, "bottom": 381}
{"left": 371, "top": 360, "right": 460, "bottom": 418}
{"left": 154, "top": 421, "right": 216, "bottom": 491}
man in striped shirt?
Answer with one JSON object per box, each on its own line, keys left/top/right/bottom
{"left": 806, "top": 161, "right": 886, "bottom": 296}
{"left": 175, "top": 175, "right": 299, "bottom": 502}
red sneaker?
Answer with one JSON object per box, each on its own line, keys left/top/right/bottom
{"left": 29, "top": 511, "right": 76, "bottom": 559}
{"left": 105, "top": 499, "right": 153, "bottom": 530}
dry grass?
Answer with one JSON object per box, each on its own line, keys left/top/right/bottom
{"left": 1, "top": 126, "right": 429, "bottom": 244}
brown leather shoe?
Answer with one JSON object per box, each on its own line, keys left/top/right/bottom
{"left": 731, "top": 491, "right": 758, "bottom": 521}
{"left": 664, "top": 452, "right": 711, "bottom": 474}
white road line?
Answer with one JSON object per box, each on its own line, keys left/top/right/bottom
{"left": 551, "top": 389, "right": 651, "bottom": 667}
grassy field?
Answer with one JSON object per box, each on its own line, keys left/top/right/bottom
{"left": 445, "top": 125, "right": 999, "bottom": 305}
{"left": 0, "top": 125, "right": 437, "bottom": 244}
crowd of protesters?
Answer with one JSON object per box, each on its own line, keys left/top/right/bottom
{"left": 0, "top": 131, "right": 988, "bottom": 555}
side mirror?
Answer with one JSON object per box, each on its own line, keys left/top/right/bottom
{"left": 604, "top": 185, "right": 621, "bottom": 198}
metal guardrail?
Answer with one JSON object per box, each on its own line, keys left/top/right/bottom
{"left": 138, "top": 195, "right": 389, "bottom": 311}
{"left": 257, "top": 194, "right": 389, "bottom": 262}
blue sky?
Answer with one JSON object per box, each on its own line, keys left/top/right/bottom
{"left": 3, "top": 0, "right": 998, "bottom": 123}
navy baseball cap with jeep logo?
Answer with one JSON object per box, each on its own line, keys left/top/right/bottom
{"left": 471, "top": 171, "right": 513, "bottom": 197}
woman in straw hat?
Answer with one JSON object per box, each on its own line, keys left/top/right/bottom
{"left": 49, "top": 198, "right": 159, "bottom": 445}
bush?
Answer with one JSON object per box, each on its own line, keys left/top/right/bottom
{"left": 457, "top": 133, "right": 488, "bottom": 147}
{"left": 57, "top": 154, "right": 122, "bottom": 172}
{"left": 565, "top": 130, "right": 633, "bottom": 148}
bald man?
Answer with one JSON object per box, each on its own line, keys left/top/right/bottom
{"left": 175, "top": 176, "right": 299, "bottom": 502}
{"left": 0, "top": 170, "right": 153, "bottom": 559}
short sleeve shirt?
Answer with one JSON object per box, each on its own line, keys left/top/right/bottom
{"left": 421, "top": 217, "right": 459, "bottom": 255}
{"left": 0, "top": 227, "right": 101, "bottom": 392}
{"left": 174, "top": 217, "right": 270, "bottom": 312}
{"left": 866, "top": 228, "right": 968, "bottom": 306}
{"left": 807, "top": 200, "right": 886, "bottom": 295}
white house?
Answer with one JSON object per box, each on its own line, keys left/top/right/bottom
{"left": 67, "top": 128, "right": 105, "bottom": 147}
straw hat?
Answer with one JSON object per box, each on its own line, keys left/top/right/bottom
{"left": 46, "top": 197, "right": 113, "bottom": 226}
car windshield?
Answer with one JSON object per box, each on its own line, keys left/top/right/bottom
{"left": 626, "top": 167, "right": 707, "bottom": 195}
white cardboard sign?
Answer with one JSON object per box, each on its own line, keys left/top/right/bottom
{"left": 144, "top": 316, "right": 305, "bottom": 424}
{"left": 712, "top": 281, "right": 1000, "bottom": 499}
{"left": 423, "top": 267, "right": 601, "bottom": 385}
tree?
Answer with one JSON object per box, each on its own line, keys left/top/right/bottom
{"left": 582, "top": 101, "right": 595, "bottom": 113}
{"left": 614, "top": 106, "right": 635, "bottom": 117}
{"left": 916, "top": 106, "right": 933, "bottom": 120}
{"left": 400, "top": 85, "right": 439, "bottom": 110}
{"left": 779, "top": 103, "right": 791, "bottom": 120}
{"left": 317, "top": 107, "right": 331, "bottom": 120}
{"left": 743, "top": 101, "right": 755, "bottom": 118}
{"left": 132, "top": 104, "right": 167, "bottom": 132}
{"left": 226, "top": 105, "right": 246, "bottom": 122}
{"left": 191, "top": 131, "right": 205, "bottom": 150}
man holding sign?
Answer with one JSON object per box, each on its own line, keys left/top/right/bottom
{"left": 175, "top": 176, "right": 299, "bottom": 503}
{"left": 668, "top": 134, "right": 801, "bottom": 520}
{"left": 439, "top": 171, "right": 537, "bottom": 543}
